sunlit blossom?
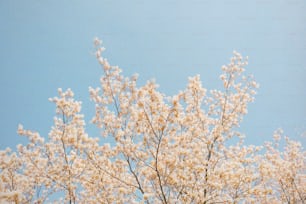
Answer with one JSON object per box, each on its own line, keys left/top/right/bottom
{"left": 0, "top": 39, "right": 304, "bottom": 204}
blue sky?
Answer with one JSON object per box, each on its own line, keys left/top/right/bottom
{"left": 0, "top": 0, "right": 305, "bottom": 149}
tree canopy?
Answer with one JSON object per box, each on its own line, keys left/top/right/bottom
{"left": 0, "top": 38, "right": 305, "bottom": 204}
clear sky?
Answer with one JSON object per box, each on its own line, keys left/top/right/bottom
{"left": 0, "top": 0, "right": 305, "bottom": 149}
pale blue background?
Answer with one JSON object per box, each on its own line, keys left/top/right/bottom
{"left": 0, "top": 0, "right": 305, "bottom": 149}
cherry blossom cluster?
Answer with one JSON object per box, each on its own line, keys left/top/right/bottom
{"left": 0, "top": 38, "right": 304, "bottom": 203}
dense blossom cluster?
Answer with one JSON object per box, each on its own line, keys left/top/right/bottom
{"left": 0, "top": 38, "right": 305, "bottom": 203}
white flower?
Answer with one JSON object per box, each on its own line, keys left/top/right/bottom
{"left": 93, "top": 37, "right": 102, "bottom": 46}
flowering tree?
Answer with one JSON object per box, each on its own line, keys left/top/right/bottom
{"left": 0, "top": 39, "right": 305, "bottom": 204}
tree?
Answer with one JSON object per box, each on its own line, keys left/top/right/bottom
{"left": 0, "top": 38, "right": 305, "bottom": 204}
